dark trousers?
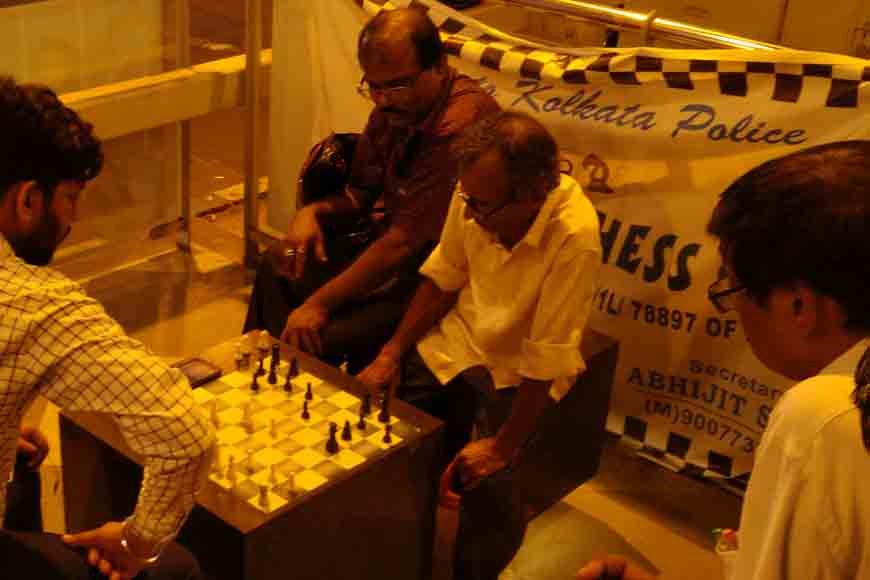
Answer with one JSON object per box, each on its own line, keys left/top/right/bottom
{"left": 243, "top": 250, "right": 420, "bottom": 374}
{"left": 3, "top": 454, "right": 203, "bottom": 580}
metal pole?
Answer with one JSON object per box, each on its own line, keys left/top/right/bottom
{"left": 176, "top": 0, "right": 192, "bottom": 253}
{"left": 504, "top": 0, "right": 783, "bottom": 50}
{"left": 244, "top": 0, "right": 263, "bottom": 269}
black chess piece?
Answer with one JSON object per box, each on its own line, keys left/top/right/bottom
{"left": 288, "top": 356, "right": 299, "bottom": 378}
{"left": 356, "top": 407, "right": 366, "bottom": 431}
{"left": 271, "top": 343, "right": 280, "bottom": 366}
{"left": 283, "top": 370, "right": 292, "bottom": 393}
{"left": 362, "top": 393, "right": 371, "bottom": 416}
{"left": 305, "top": 382, "right": 313, "bottom": 401}
{"left": 382, "top": 424, "right": 392, "bottom": 444}
{"left": 301, "top": 400, "right": 310, "bottom": 420}
{"left": 341, "top": 420, "right": 352, "bottom": 441}
{"left": 326, "top": 422, "right": 339, "bottom": 454}
{"left": 256, "top": 354, "right": 266, "bottom": 377}
{"left": 251, "top": 371, "right": 260, "bottom": 392}
{"left": 378, "top": 390, "right": 390, "bottom": 424}
{"left": 267, "top": 363, "right": 278, "bottom": 385}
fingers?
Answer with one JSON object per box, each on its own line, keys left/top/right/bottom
{"left": 17, "top": 438, "right": 38, "bottom": 456}
{"left": 63, "top": 529, "right": 99, "bottom": 547}
{"left": 298, "top": 328, "right": 323, "bottom": 356}
{"left": 575, "top": 560, "right": 605, "bottom": 579}
{"left": 313, "top": 233, "right": 328, "bottom": 263}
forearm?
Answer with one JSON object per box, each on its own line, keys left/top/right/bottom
{"left": 381, "top": 277, "right": 458, "bottom": 359}
{"left": 306, "top": 227, "right": 418, "bottom": 312}
{"left": 305, "top": 191, "right": 361, "bottom": 229}
{"left": 494, "top": 378, "right": 553, "bottom": 457}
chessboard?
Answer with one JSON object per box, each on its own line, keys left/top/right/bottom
{"left": 191, "top": 341, "right": 416, "bottom": 515}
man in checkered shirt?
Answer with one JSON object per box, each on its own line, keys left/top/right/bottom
{"left": 0, "top": 77, "right": 215, "bottom": 579}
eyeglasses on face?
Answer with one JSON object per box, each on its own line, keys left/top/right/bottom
{"left": 356, "top": 70, "right": 423, "bottom": 100}
{"left": 456, "top": 187, "right": 514, "bottom": 220}
{"left": 707, "top": 276, "right": 747, "bottom": 314}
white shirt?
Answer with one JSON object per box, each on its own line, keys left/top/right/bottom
{"left": 417, "top": 174, "right": 601, "bottom": 401}
{"left": 729, "top": 339, "right": 870, "bottom": 580}
{"left": 0, "top": 237, "right": 215, "bottom": 543}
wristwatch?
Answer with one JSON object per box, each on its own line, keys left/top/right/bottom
{"left": 120, "top": 518, "right": 168, "bottom": 565}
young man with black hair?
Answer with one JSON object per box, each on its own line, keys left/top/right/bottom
{"left": 0, "top": 77, "right": 214, "bottom": 580}
{"left": 579, "top": 141, "right": 870, "bottom": 580}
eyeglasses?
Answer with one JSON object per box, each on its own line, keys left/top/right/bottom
{"left": 457, "top": 187, "right": 514, "bottom": 220}
{"left": 708, "top": 276, "right": 747, "bottom": 313}
{"left": 356, "top": 71, "right": 423, "bottom": 101}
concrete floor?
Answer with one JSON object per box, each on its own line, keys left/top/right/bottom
{"left": 18, "top": 1, "right": 743, "bottom": 578}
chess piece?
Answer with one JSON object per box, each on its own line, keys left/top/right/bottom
{"left": 356, "top": 407, "right": 367, "bottom": 431}
{"left": 211, "top": 449, "right": 221, "bottom": 475}
{"left": 234, "top": 342, "right": 244, "bottom": 370}
{"left": 326, "top": 422, "right": 339, "bottom": 454}
{"left": 288, "top": 356, "right": 299, "bottom": 378}
{"left": 251, "top": 369, "right": 260, "bottom": 392}
{"left": 341, "top": 420, "right": 352, "bottom": 441}
{"left": 267, "top": 362, "right": 278, "bottom": 385}
{"left": 378, "top": 391, "right": 390, "bottom": 424}
{"left": 226, "top": 455, "right": 236, "bottom": 482}
{"left": 283, "top": 369, "right": 293, "bottom": 394}
{"left": 255, "top": 354, "right": 266, "bottom": 377}
{"left": 210, "top": 400, "right": 220, "bottom": 428}
{"left": 268, "top": 344, "right": 280, "bottom": 385}
{"left": 242, "top": 402, "right": 254, "bottom": 433}
{"left": 270, "top": 418, "right": 277, "bottom": 439}
{"left": 301, "top": 400, "right": 310, "bottom": 421}
{"left": 383, "top": 423, "right": 393, "bottom": 444}
{"left": 269, "top": 465, "right": 277, "bottom": 485}
{"left": 258, "top": 329, "right": 270, "bottom": 353}
{"left": 362, "top": 393, "right": 372, "bottom": 417}
{"left": 239, "top": 338, "right": 252, "bottom": 370}
{"left": 258, "top": 484, "right": 269, "bottom": 509}
{"left": 285, "top": 472, "right": 297, "bottom": 498}
{"left": 305, "top": 382, "right": 313, "bottom": 401}
{"left": 246, "top": 449, "right": 256, "bottom": 475}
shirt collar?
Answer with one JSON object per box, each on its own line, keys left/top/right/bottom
{"left": 409, "top": 66, "right": 458, "bottom": 136}
{"left": 820, "top": 338, "right": 870, "bottom": 376}
{"left": 0, "top": 236, "right": 14, "bottom": 261}
{"left": 520, "top": 174, "right": 572, "bottom": 249}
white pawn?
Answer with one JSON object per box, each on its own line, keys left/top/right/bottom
{"left": 211, "top": 448, "right": 221, "bottom": 475}
{"left": 246, "top": 448, "right": 256, "bottom": 475}
{"left": 226, "top": 455, "right": 236, "bottom": 482}
{"left": 269, "top": 418, "right": 277, "bottom": 439}
{"left": 210, "top": 400, "right": 220, "bottom": 428}
{"left": 269, "top": 464, "right": 277, "bottom": 485}
{"left": 242, "top": 401, "right": 254, "bottom": 433}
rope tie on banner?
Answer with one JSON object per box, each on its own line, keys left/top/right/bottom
{"left": 853, "top": 347, "right": 870, "bottom": 450}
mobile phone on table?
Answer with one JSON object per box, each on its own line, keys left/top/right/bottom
{"left": 172, "top": 357, "right": 222, "bottom": 388}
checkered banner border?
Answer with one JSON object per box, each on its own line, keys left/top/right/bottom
{"left": 616, "top": 415, "right": 749, "bottom": 491}
{"left": 353, "top": 0, "right": 870, "bottom": 109}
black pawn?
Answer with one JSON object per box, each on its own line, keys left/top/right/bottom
{"left": 288, "top": 356, "right": 299, "bottom": 378}
{"left": 305, "top": 382, "right": 313, "bottom": 401}
{"left": 255, "top": 354, "right": 266, "bottom": 377}
{"left": 356, "top": 407, "right": 367, "bottom": 431}
{"left": 362, "top": 394, "right": 371, "bottom": 417}
{"left": 301, "top": 400, "right": 310, "bottom": 420}
{"left": 271, "top": 343, "right": 281, "bottom": 366}
{"left": 325, "top": 422, "right": 339, "bottom": 454}
{"left": 268, "top": 347, "right": 279, "bottom": 385}
{"left": 283, "top": 370, "right": 292, "bottom": 393}
{"left": 341, "top": 420, "right": 352, "bottom": 441}
{"left": 378, "top": 391, "right": 390, "bottom": 424}
{"left": 251, "top": 371, "right": 260, "bottom": 392}
{"left": 382, "top": 424, "right": 392, "bottom": 444}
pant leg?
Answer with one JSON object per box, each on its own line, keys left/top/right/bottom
{"left": 3, "top": 452, "right": 43, "bottom": 532}
{"left": 0, "top": 531, "right": 204, "bottom": 580}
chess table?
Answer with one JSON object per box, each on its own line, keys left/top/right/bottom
{"left": 60, "top": 335, "right": 444, "bottom": 580}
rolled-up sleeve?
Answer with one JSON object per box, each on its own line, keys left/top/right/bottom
{"left": 517, "top": 247, "right": 600, "bottom": 381}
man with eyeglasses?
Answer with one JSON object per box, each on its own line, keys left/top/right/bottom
{"left": 243, "top": 6, "right": 499, "bottom": 372}
{"left": 358, "top": 111, "right": 601, "bottom": 542}
{"left": 580, "top": 141, "right": 870, "bottom": 580}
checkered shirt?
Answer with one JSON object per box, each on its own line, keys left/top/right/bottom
{"left": 0, "top": 237, "right": 215, "bottom": 543}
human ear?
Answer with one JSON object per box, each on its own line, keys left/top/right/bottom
{"left": 13, "top": 181, "right": 45, "bottom": 227}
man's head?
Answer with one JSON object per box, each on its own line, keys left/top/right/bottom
{"left": 357, "top": 7, "right": 448, "bottom": 124}
{"left": 0, "top": 77, "right": 102, "bottom": 265}
{"left": 452, "top": 111, "right": 560, "bottom": 242}
{"left": 707, "top": 141, "right": 870, "bottom": 380}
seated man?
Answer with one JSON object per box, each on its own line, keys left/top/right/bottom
{"left": 243, "top": 6, "right": 499, "bottom": 372}
{"left": 580, "top": 142, "right": 870, "bottom": 579}
{"left": 0, "top": 77, "right": 215, "bottom": 580}
{"left": 358, "top": 111, "right": 602, "bottom": 492}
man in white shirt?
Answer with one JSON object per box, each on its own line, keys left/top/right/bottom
{"left": 357, "top": 111, "right": 601, "bottom": 491}
{"left": 0, "top": 77, "right": 215, "bottom": 580}
{"left": 578, "top": 142, "right": 870, "bottom": 580}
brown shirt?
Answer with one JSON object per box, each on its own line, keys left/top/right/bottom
{"left": 348, "top": 68, "right": 500, "bottom": 243}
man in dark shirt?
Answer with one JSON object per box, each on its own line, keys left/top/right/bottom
{"left": 243, "top": 6, "right": 499, "bottom": 371}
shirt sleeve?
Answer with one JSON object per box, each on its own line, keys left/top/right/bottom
{"left": 419, "top": 192, "right": 469, "bottom": 292}
{"left": 32, "top": 282, "right": 215, "bottom": 543}
{"left": 518, "top": 246, "right": 601, "bottom": 381}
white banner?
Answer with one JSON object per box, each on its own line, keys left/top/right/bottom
{"left": 306, "top": 0, "right": 870, "bottom": 480}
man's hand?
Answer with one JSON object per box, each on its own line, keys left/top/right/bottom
{"left": 62, "top": 522, "right": 156, "bottom": 580}
{"left": 281, "top": 302, "right": 328, "bottom": 355}
{"left": 17, "top": 425, "right": 49, "bottom": 469}
{"left": 454, "top": 437, "right": 514, "bottom": 490}
{"left": 277, "top": 206, "right": 328, "bottom": 280}
{"left": 356, "top": 352, "right": 401, "bottom": 399}
{"left": 576, "top": 555, "right": 659, "bottom": 580}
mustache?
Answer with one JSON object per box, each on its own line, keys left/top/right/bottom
{"left": 380, "top": 106, "right": 405, "bottom": 115}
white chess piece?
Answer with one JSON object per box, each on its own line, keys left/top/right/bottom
{"left": 226, "top": 455, "right": 236, "bottom": 482}
{"left": 242, "top": 401, "right": 254, "bottom": 433}
{"left": 258, "top": 484, "right": 269, "bottom": 509}
{"left": 258, "top": 329, "right": 270, "bottom": 351}
{"left": 270, "top": 418, "right": 277, "bottom": 439}
{"left": 269, "top": 464, "right": 277, "bottom": 485}
{"left": 211, "top": 448, "right": 221, "bottom": 475}
{"left": 210, "top": 400, "right": 220, "bottom": 428}
{"left": 246, "top": 449, "right": 256, "bottom": 475}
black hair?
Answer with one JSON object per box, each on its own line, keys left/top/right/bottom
{"left": 452, "top": 111, "right": 560, "bottom": 199}
{"left": 357, "top": 6, "right": 444, "bottom": 70}
{"left": 0, "top": 76, "right": 103, "bottom": 199}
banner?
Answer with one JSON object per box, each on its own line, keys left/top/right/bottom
{"left": 309, "top": 0, "right": 870, "bottom": 481}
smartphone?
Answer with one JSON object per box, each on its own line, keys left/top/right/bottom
{"left": 172, "top": 357, "right": 222, "bottom": 388}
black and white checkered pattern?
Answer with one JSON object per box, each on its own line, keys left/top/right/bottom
{"left": 0, "top": 238, "right": 215, "bottom": 543}
{"left": 354, "top": 0, "right": 870, "bottom": 109}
